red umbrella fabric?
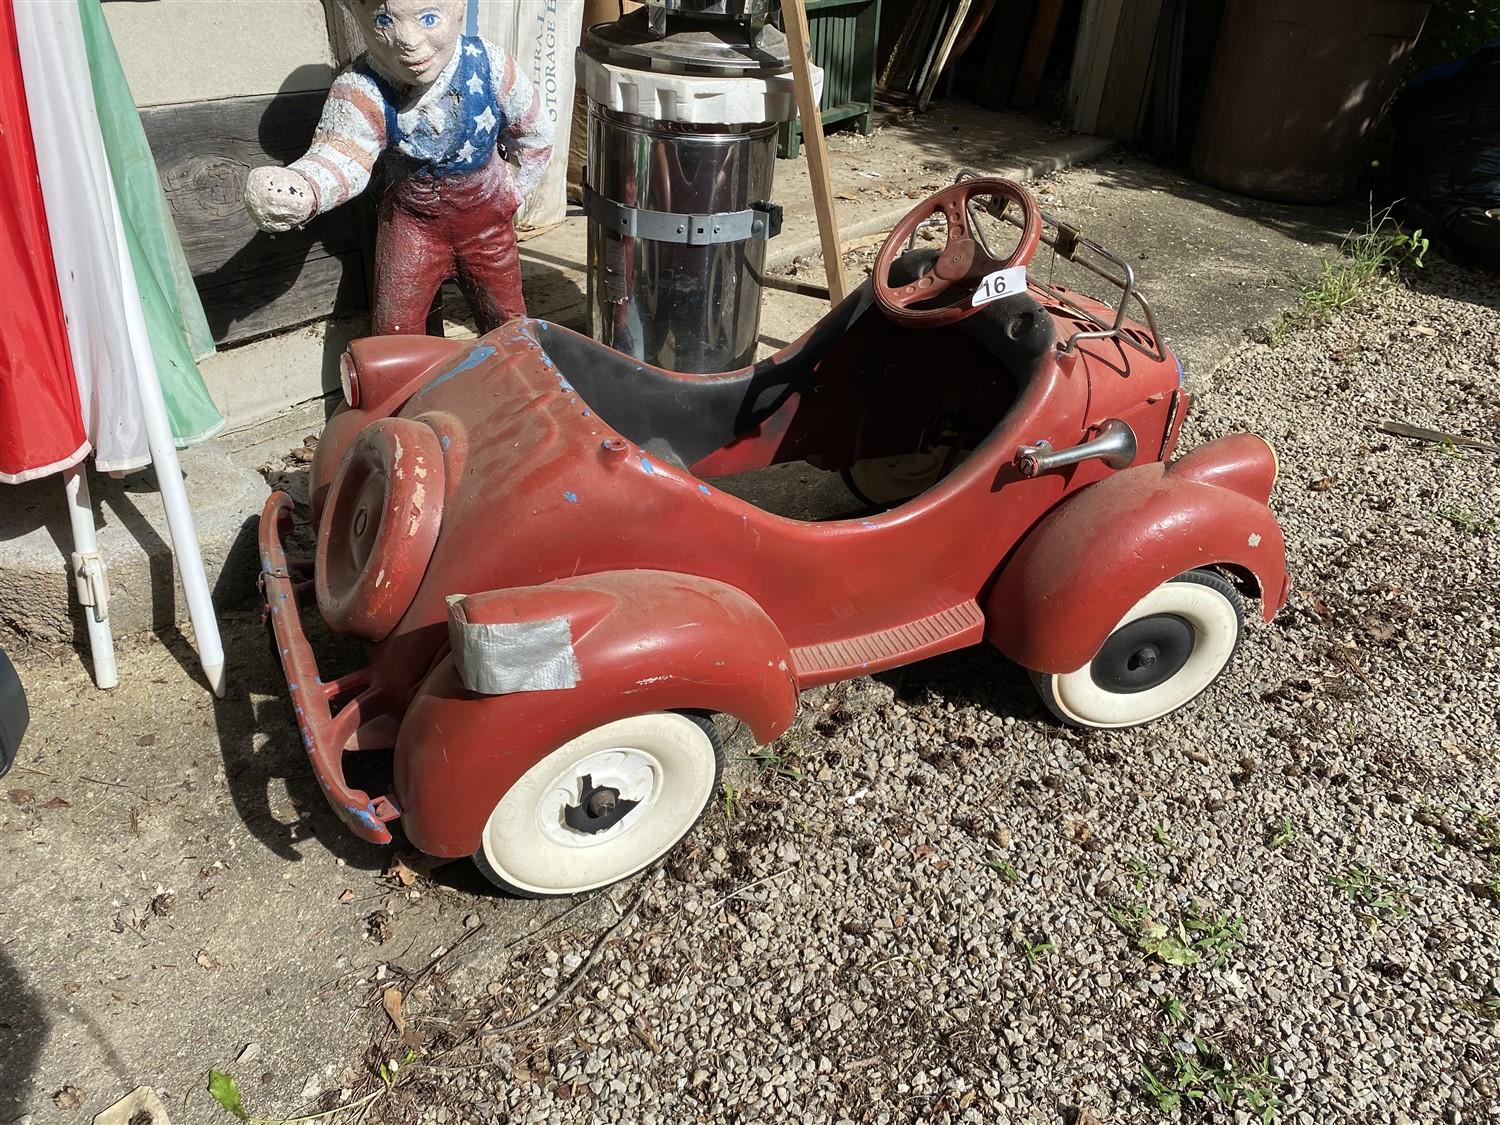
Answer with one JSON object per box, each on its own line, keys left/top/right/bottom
{"left": 0, "top": 0, "right": 88, "bottom": 485}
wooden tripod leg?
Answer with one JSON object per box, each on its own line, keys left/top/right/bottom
{"left": 782, "top": 0, "right": 848, "bottom": 304}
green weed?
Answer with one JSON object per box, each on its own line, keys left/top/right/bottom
{"left": 721, "top": 781, "right": 740, "bottom": 820}
{"left": 1438, "top": 508, "right": 1495, "bottom": 536}
{"left": 1111, "top": 902, "right": 1244, "bottom": 968}
{"left": 1330, "top": 865, "right": 1409, "bottom": 931}
{"left": 1019, "top": 937, "right": 1056, "bottom": 964}
{"left": 1160, "top": 994, "right": 1187, "bottom": 1025}
{"left": 1267, "top": 818, "right": 1299, "bottom": 849}
{"left": 985, "top": 855, "right": 1021, "bottom": 883}
{"left": 1141, "top": 1038, "right": 1283, "bottom": 1121}
{"left": 1270, "top": 206, "right": 1427, "bottom": 343}
{"left": 209, "top": 1049, "right": 412, "bottom": 1122}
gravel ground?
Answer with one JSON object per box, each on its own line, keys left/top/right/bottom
{"left": 301, "top": 261, "right": 1500, "bottom": 1125}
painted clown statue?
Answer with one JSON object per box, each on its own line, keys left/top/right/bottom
{"left": 243, "top": 0, "right": 553, "bottom": 335}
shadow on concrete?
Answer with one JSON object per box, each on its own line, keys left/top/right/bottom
{"left": 0, "top": 947, "right": 45, "bottom": 1119}
{"left": 845, "top": 98, "right": 1361, "bottom": 252}
{"left": 1073, "top": 152, "right": 1362, "bottom": 251}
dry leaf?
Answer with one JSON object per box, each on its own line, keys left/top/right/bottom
{"left": 338, "top": 888, "right": 356, "bottom": 905}
{"left": 384, "top": 855, "right": 418, "bottom": 887}
{"left": 42, "top": 796, "right": 71, "bottom": 809}
{"left": 7, "top": 788, "right": 35, "bottom": 806}
{"left": 629, "top": 1016, "right": 661, "bottom": 1054}
{"left": 1309, "top": 476, "right": 1337, "bottom": 491}
{"left": 913, "top": 843, "right": 936, "bottom": 861}
{"left": 836, "top": 192, "right": 858, "bottom": 201}
{"left": 382, "top": 987, "right": 405, "bottom": 1035}
{"left": 52, "top": 1084, "right": 86, "bottom": 1111}
{"left": 196, "top": 949, "right": 221, "bottom": 971}
{"left": 366, "top": 910, "right": 392, "bottom": 944}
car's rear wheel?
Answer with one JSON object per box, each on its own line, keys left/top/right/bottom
{"left": 474, "top": 712, "right": 723, "bottom": 897}
{"left": 1032, "top": 569, "right": 1244, "bottom": 729}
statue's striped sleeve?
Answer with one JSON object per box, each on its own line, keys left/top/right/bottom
{"left": 287, "top": 68, "right": 388, "bottom": 215}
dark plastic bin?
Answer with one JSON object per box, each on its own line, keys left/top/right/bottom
{"left": 1191, "top": 0, "right": 1430, "bottom": 203}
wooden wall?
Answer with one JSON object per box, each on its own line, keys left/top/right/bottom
{"left": 141, "top": 94, "right": 370, "bottom": 348}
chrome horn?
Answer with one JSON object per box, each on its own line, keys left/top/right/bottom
{"left": 1015, "top": 419, "right": 1137, "bottom": 478}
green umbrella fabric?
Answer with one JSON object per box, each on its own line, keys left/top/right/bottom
{"left": 77, "top": 0, "right": 223, "bottom": 447}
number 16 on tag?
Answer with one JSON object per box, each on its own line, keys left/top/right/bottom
{"left": 971, "top": 265, "right": 1028, "bottom": 308}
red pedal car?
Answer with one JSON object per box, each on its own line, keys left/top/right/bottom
{"left": 260, "top": 177, "right": 1289, "bottom": 896}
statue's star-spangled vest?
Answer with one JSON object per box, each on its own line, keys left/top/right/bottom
{"left": 358, "top": 36, "right": 506, "bottom": 178}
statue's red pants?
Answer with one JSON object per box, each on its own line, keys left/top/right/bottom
{"left": 373, "top": 156, "right": 526, "bottom": 335}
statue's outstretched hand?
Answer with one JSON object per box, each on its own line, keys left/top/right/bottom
{"left": 244, "top": 166, "right": 317, "bottom": 232}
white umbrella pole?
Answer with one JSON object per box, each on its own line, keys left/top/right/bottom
{"left": 62, "top": 464, "right": 118, "bottom": 690}
{"left": 105, "top": 186, "right": 226, "bottom": 698}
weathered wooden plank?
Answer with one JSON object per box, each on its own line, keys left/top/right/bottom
{"left": 140, "top": 91, "right": 368, "bottom": 346}
{"left": 196, "top": 247, "right": 367, "bottom": 344}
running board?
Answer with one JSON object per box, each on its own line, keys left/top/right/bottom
{"left": 791, "top": 601, "right": 986, "bottom": 685}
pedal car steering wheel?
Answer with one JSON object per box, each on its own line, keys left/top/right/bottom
{"left": 872, "top": 177, "right": 1043, "bottom": 328}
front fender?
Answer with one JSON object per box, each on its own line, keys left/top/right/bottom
{"left": 984, "top": 434, "right": 1289, "bottom": 675}
{"left": 395, "top": 570, "right": 796, "bottom": 858}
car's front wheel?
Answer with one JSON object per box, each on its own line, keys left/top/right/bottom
{"left": 1032, "top": 569, "right": 1244, "bottom": 729}
{"left": 474, "top": 712, "right": 723, "bottom": 897}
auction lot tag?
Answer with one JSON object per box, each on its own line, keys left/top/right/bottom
{"left": 971, "top": 265, "right": 1028, "bottom": 307}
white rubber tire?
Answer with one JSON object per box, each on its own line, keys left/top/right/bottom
{"left": 475, "top": 712, "right": 722, "bottom": 897}
{"left": 1034, "top": 570, "right": 1243, "bottom": 730}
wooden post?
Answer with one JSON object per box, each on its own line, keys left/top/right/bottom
{"left": 782, "top": 0, "right": 848, "bottom": 304}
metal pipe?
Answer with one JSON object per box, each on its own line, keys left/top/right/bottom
{"left": 62, "top": 464, "right": 117, "bottom": 690}
{"left": 104, "top": 180, "right": 226, "bottom": 697}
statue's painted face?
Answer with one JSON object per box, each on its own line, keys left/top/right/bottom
{"left": 354, "top": 0, "right": 466, "bottom": 87}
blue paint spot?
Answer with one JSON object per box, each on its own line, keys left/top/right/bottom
{"left": 861, "top": 520, "right": 877, "bottom": 529}
{"left": 639, "top": 457, "right": 656, "bottom": 475}
{"left": 581, "top": 409, "right": 591, "bottom": 417}
{"left": 421, "top": 344, "right": 497, "bottom": 393}
{"left": 288, "top": 682, "right": 299, "bottom": 691}
{"left": 1172, "top": 350, "right": 1183, "bottom": 384}
{"left": 440, "top": 434, "right": 451, "bottom": 451}
{"left": 558, "top": 378, "right": 574, "bottom": 391}
{"left": 698, "top": 484, "right": 711, "bottom": 495}
{"left": 350, "top": 805, "right": 384, "bottom": 832}
{"left": 564, "top": 490, "right": 579, "bottom": 504}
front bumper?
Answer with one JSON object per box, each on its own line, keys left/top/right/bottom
{"left": 259, "top": 491, "right": 401, "bottom": 845}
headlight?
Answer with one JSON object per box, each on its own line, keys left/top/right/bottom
{"left": 339, "top": 351, "right": 361, "bottom": 408}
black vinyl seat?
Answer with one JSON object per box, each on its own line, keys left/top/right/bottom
{"left": 532, "top": 251, "right": 1057, "bottom": 468}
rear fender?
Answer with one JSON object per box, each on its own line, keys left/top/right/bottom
{"left": 395, "top": 570, "right": 796, "bottom": 858}
{"left": 985, "top": 434, "right": 1289, "bottom": 675}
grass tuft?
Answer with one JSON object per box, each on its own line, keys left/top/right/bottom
{"left": 1270, "top": 205, "right": 1427, "bottom": 343}
{"left": 1141, "top": 1037, "right": 1284, "bottom": 1121}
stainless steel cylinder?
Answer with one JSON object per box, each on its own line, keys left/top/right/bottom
{"left": 585, "top": 106, "right": 777, "bottom": 374}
